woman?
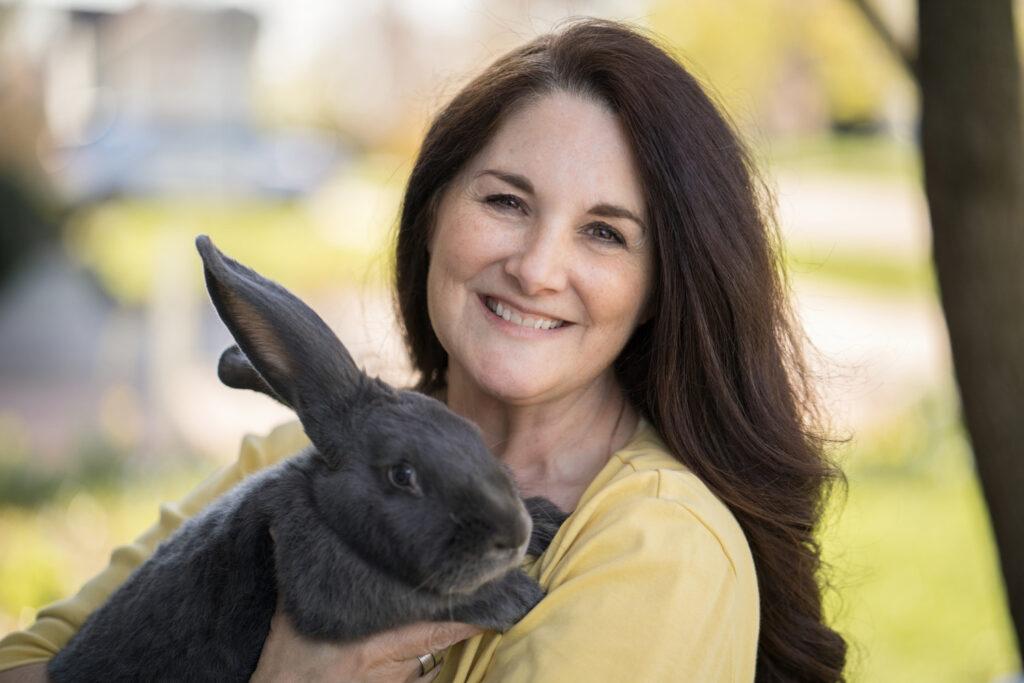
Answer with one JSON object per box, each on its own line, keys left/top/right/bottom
{"left": 0, "top": 18, "right": 846, "bottom": 682}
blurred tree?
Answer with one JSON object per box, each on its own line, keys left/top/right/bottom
{"left": 650, "top": 0, "right": 912, "bottom": 133}
{"left": 650, "top": 0, "right": 792, "bottom": 125}
{"left": 801, "top": 0, "right": 910, "bottom": 130}
{"left": 0, "top": 174, "right": 59, "bottom": 288}
{"left": 851, "top": 0, "right": 1024, "bottom": 656}
{"left": 0, "top": 6, "right": 61, "bottom": 288}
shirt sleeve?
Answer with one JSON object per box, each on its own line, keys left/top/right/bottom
{"left": 0, "top": 420, "right": 309, "bottom": 672}
{"left": 479, "top": 495, "right": 757, "bottom": 683}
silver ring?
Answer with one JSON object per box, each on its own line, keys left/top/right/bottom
{"left": 417, "top": 651, "right": 442, "bottom": 677}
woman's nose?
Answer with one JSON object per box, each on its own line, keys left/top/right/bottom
{"left": 503, "top": 224, "right": 570, "bottom": 296}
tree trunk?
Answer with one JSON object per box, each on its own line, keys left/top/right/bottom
{"left": 918, "top": 0, "right": 1024, "bottom": 653}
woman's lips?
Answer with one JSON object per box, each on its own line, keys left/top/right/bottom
{"left": 480, "top": 295, "right": 568, "bottom": 330}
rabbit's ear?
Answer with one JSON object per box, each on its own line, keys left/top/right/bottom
{"left": 196, "top": 235, "right": 373, "bottom": 429}
{"left": 217, "top": 345, "right": 293, "bottom": 409}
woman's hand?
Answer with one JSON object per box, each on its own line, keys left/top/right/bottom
{"left": 0, "top": 662, "right": 48, "bottom": 682}
{"left": 249, "top": 604, "right": 482, "bottom": 683}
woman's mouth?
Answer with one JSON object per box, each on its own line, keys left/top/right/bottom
{"left": 483, "top": 296, "right": 567, "bottom": 330}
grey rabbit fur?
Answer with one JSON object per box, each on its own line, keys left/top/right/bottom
{"left": 48, "top": 235, "right": 567, "bottom": 682}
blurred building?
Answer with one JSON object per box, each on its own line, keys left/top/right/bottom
{"left": 41, "top": 3, "right": 339, "bottom": 201}
{"left": 0, "top": 2, "right": 345, "bottom": 464}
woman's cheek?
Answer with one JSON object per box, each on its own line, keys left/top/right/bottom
{"left": 590, "top": 259, "right": 649, "bottom": 327}
{"left": 445, "top": 213, "right": 499, "bottom": 267}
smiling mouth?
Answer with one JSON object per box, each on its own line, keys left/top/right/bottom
{"left": 483, "top": 296, "right": 567, "bottom": 330}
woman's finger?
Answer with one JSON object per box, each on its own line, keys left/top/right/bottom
{"left": 373, "top": 620, "right": 483, "bottom": 683}
{"left": 409, "top": 663, "right": 444, "bottom": 683}
{"left": 370, "top": 620, "right": 484, "bottom": 663}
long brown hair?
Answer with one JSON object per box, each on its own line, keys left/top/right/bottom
{"left": 395, "top": 17, "right": 846, "bottom": 682}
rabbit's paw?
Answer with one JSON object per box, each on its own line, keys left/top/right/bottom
{"left": 445, "top": 569, "right": 545, "bottom": 632}
{"left": 524, "top": 496, "right": 568, "bottom": 556}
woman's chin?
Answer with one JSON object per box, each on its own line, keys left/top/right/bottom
{"left": 462, "top": 358, "right": 566, "bottom": 405}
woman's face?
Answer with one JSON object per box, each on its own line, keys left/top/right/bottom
{"left": 426, "top": 91, "right": 653, "bottom": 405}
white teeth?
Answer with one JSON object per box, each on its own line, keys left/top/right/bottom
{"left": 486, "top": 297, "right": 563, "bottom": 330}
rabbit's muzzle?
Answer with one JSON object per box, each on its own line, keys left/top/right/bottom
{"left": 439, "top": 500, "right": 533, "bottom": 595}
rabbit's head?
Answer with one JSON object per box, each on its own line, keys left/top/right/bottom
{"left": 196, "top": 236, "right": 532, "bottom": 595}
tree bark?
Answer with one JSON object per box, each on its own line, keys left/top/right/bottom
{"left": 918, "top": 0, "right": 1024, "bottom": 653}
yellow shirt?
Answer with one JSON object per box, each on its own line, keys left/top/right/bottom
{"left": 0, "top": 419, "right": 759, "bottom": 681}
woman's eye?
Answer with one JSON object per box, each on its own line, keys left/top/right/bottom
{"left": 587, "top": 223, "right": 626, "bottom": 245}
{"left": 387, "top": 462, "right": 419, "bottom": 491}
{"left": 485, "top": 194, "right": 526, "bottom": 213}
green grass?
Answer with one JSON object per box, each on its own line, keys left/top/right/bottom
{"left": 64, "top": 197, "right": 397, "bottom": 306}
{"left": 758, "top": 133, "right": 922, "bottom": 182}
{"left": 827, "top": 470, "right": 1020, "bottom": 682}
{"left": 758, "top": 133, "right": 933, "bottom": 296}
{"left": 0, "top": 433, "right": 127, "bottom": 510}
{"left": 823, "top": 392, "right": 1021, "bottom": 682}
{"left": 0, "top": 458, "right": 210, "bottom": 636}
{"left": 786, "top": 244, "right": 936, "bottom": 296}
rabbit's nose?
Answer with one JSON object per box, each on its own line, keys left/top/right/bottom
{"left": 489, "top": 504, "right": 532, "bottom": 553}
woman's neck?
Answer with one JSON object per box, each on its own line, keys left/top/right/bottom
{"left": 443, "top": 368, "right": 639, "bottom": 510}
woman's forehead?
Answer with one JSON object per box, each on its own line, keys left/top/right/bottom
{"left": 463, "top": 92, "right": 646, "bottom": 217}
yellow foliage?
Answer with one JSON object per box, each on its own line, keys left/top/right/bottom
{"left": 649, "top": 0, "right": 793, "bottom": 124}
{"left": 800, "top": 0, "right": 909, "bottom": 123}
{"left": 648, "top": 0, "right": 914, "bottom": 127}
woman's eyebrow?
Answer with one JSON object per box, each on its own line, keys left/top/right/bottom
{"left": 475, "top": 168, "right": 647, "bottom": 233}
{"left": 589, "top": 203, "right": 647, "bottom": 234}
{"left": 476, "top": 169, "right": 535, "bottom": 195}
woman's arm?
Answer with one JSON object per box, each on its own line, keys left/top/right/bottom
{"left": 0, "top": 421, "right": 310, "bottom": 672}
{"left": 465, "top": 495, "right": 760, "bottom": 683}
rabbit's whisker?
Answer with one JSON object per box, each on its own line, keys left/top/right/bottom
{"left": 405, "top": 560, "right": 453, "bottom": 597}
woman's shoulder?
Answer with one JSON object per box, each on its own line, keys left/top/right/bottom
{"left": 538, "top": 419, "right": 758, "bottom": 591}
{"left": 616, "top": 421, "right": 752, "bottom": 564}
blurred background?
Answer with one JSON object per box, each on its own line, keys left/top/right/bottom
{"left": 0, "top": 0, "right": 1020, "bottom": 680}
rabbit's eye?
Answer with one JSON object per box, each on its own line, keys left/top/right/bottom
{"left": 387, "top": 462, "right": 419, "bottom": 492}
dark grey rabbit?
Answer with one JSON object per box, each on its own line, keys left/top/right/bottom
{"left": 48, "top": 235, "right": 567, "bottom": 682}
